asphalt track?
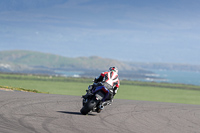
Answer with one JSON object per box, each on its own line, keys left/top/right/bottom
{"left": 0, "top": 90, "right": 200, "bottom": 133}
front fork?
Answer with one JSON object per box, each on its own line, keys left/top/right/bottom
{"left": 82, "top": 98, "right": 88, "bottom": 106}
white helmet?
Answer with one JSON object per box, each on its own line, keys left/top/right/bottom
{"left": 109, "top": 67, "right": 118, "bottom": 74}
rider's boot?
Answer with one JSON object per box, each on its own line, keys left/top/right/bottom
{"left": 102, "top": 99, "right": 113, "bottom": 106}
{"left": 96, "top": 99, "right": 113, "bottom": 113}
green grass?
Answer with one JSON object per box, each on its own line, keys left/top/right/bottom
{"left": 116, "top": 85, "right": 200, "bottom": 105}
{"left": 1, "top": 73, "right": 200, "bottom": 105}
{"left": 0, "top": 78, "right": 87, "bottom": 96}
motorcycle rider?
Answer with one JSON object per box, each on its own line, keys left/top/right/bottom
{"left": 84, "top": 67, "right": 120, "bottom": 112}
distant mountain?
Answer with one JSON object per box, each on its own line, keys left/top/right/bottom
{"left": 1, "top": 50, "right": 200, "bottom": 80}
{"left": 128, "top": 62, "right": 200, "bottom": 72}
{"left": 1, "top": 50, "right": 159, "bottom": 80}
{"left": 0, "top": 50, "right": 138, "bottom": 73}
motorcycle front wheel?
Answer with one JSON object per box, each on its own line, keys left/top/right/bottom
{"left": 80, "top": 98, "right": 97, "bottom": 115}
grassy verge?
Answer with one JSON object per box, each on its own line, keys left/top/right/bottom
{"left": 1, "top": 73, "right": 200, "bottom": 105}
{"left": 0, "top": 85, "right": 44, "bottom": 93}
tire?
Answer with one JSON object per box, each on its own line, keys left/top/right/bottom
{"left": 80, "top": 98, "right": 97, "bottom": 115}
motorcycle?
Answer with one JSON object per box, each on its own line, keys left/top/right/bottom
{"left": 80, "top": 83, "right": 111, "bottom": 115}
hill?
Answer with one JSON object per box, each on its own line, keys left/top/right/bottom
{"left": 0, "top": 50, "right": 136, "bottom": 70}
{"left": 0, "top": 50, "right": 150, "bottom": 78}
{"left": 128, "top": 62, "right": 200, "bottom": 72}
{"left": 1, "top": 50, "right": 200, "bottom": 83}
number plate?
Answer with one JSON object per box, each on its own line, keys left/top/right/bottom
{"left": 95, "top": 91, "right": 104, "bottom": 100}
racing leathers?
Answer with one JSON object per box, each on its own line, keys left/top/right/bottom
{"left": 93, "top": 70, "right": 120, "bottom": 103}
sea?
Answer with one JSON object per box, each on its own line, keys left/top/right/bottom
{"left": 55, "top": 70, "right": 200, "bottom": 86}
{"left": 147, "top": 70, "right": 200, "bottom": 86}
{"left": 54, "top": 70, "right": 83, "bottom": 77}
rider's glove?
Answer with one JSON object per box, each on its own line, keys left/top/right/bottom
{"left": 93, "top": 78, "right": 98, "bottom": 83}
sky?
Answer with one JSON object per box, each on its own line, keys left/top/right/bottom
{"left": 0, "top": 0, "right": 200, "bottom": 64}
